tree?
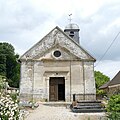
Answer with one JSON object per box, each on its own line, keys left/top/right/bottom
{"left": 0, "top": 42, "right": 20, "bottom": 88}
{"left": 95, "top": 71, "right": 110, "bottom": 95}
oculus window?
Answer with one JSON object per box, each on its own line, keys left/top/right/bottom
{"left": 53, "top": 50, "right": 61, "bottom": 57}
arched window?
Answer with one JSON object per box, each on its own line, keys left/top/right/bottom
{"left": 69, "top": 31, "right": 74, "bottom": 38}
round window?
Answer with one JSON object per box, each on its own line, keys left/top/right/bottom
{"left": 53, "top": 50, "right": 61, "bottom": 57}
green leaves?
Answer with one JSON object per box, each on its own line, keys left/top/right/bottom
{"left": 95, "top": 71, "right": 110, "bottom": 89}
{"left": 0, "top": 42, "right": 20, "bottom": 88}
{"left": 95, "top": 71, "right": 110, "bottom": 95}
{"left": 107, "top": 95, "right": 120, "bottom": 112}
{"left": 107, "top": 95, "right": 120, "bottom": 120}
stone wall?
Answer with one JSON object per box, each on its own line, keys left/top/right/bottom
{"left": 20, "top": 60, "right": 96, "bottom": 102}
{"left": 84, "top": 62, "right": 96, "bottom": 99}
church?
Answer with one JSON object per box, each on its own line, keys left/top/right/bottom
{"left": 19, "top": 23, "right": 96, "bottom": 102}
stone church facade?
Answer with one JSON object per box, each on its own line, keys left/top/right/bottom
{"left": 19, "top": 24, "right": 96, "bottom": 102}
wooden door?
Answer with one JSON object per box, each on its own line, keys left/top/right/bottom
{"left": 49, "top": 84, "right": 57, "bottom": 101}
{"left": 49, "top": 78, "right": 58, "bottom": 101}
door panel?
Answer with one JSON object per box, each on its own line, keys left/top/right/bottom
{"left": 49, "top": 85, "right": 57, "bottom": 101}
{"left": 58, "top": 84, "right": 65, "bottom": 100}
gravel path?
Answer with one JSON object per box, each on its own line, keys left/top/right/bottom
{"left": 26, "top": 104, "right": 106, "bottom": 120}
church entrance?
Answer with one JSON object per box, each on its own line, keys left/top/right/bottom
{"left": 49, "top": 77, "right": 65, "bottom": 101}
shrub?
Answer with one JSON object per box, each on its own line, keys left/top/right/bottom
{"left": 106, "top": 94, "right": 120, "bottom": 120}
{"left": 10, "top": 93, "right": 19, "bottom": 102}
{"left": 0, "top": 94, "right": 19, "bottom": 120}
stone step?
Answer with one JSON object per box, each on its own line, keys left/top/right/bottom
{"left": 71, "top": 100, "right": 105, "bottom": 113}
{"left": 42, "top": 102, "right": 71, "bottom": 107}
{"left": 74, "top": 105, "right": 102, "bottom": 109}
{"left": 72, "top": 108, "right": 105, "bottom": 113}
{"left": 77, "top": 100, "right": 101, "bottom": 103}
{"left": 76, "top": 102, "right": 102, "bottom": 106}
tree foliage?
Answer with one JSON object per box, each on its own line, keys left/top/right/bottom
{"left": 0, "top": 42, "right": 20, "bottom": 88}
{"left": 95, "top": 71, "right": 110, "bottom": 95}
{"left": 107, "top": 94, "right": 120, "bottom": 120}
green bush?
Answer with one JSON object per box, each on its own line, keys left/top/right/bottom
{"left": 96, "top": 89, "right": 107, "bottom": 95}
{"left": 10, "top": 93, "right": 19, "bottom": 102}
{"left": 106, "top": 94, "right": 120, "bottom": 120}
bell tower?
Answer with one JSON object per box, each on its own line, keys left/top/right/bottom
{"left": 64, "top": 23, "right": 80, "bottom": 44}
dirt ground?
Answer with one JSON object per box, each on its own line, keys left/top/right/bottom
{"left": 25, "top": 103, "right": 106, "bottom": 120}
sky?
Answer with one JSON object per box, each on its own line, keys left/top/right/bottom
{"left": 0, "top": 0, "right": 120, "bottom": 79}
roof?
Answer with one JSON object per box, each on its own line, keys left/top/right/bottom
{"left": 99, "top": 71, "right": 120, "bottom": 89}
{"left": 65, "top": 23, "right": 79, "bottom": 29}
{"left": 109, "top": 71, "right": 120, "bottom": 86}
{"left": 99, "top": 81, "right": 110, "bottom": 89}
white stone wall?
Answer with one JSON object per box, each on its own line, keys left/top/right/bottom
{"left": 20, "top": 60, "right": 96, "bottom": 101}
{"left": 33, "top": 61, "right": 44, "bottom": 101}
{"left": 84, "top": 61, "right": 96, "bottom": 100}
{"left": 19, "top": 61, "right": 34, "bottom": 101}
{"left": 43, "top": 61, "right": 70, "bottom": 101}
{"left": 71, "top": 61, "right": 84, "bottom": 95}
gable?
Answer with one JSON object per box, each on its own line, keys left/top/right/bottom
{"left": 33, "top": 45, "right": 80, "bottom": 61}
{"left": 20, "top": 26, "right": 96, "bottom": 61}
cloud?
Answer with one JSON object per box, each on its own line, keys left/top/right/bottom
{"left": 79, "top": 1, "right": 120, "bottom": 61}
{"left": 0, "top": 0, "right": 120, "bottom": 78}
{"left": 95, "top": 60, "right": 120, "bottom": 79}
{"left": 0, "top": 0, "right": 51, "bottom": 33}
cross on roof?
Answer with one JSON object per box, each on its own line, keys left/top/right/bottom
{"left": 68, "top": 14, "right": 72, "bottom": 23}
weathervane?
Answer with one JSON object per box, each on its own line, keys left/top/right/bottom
{"left": 68, "top": 14, "right": 72, "bottom": 23}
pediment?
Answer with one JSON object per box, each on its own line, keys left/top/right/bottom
{"left": 33, "top": 45, "right": 80, "bottom": 61}
{"left": 20, "top": 26, "right": 95, "bottom": 61}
